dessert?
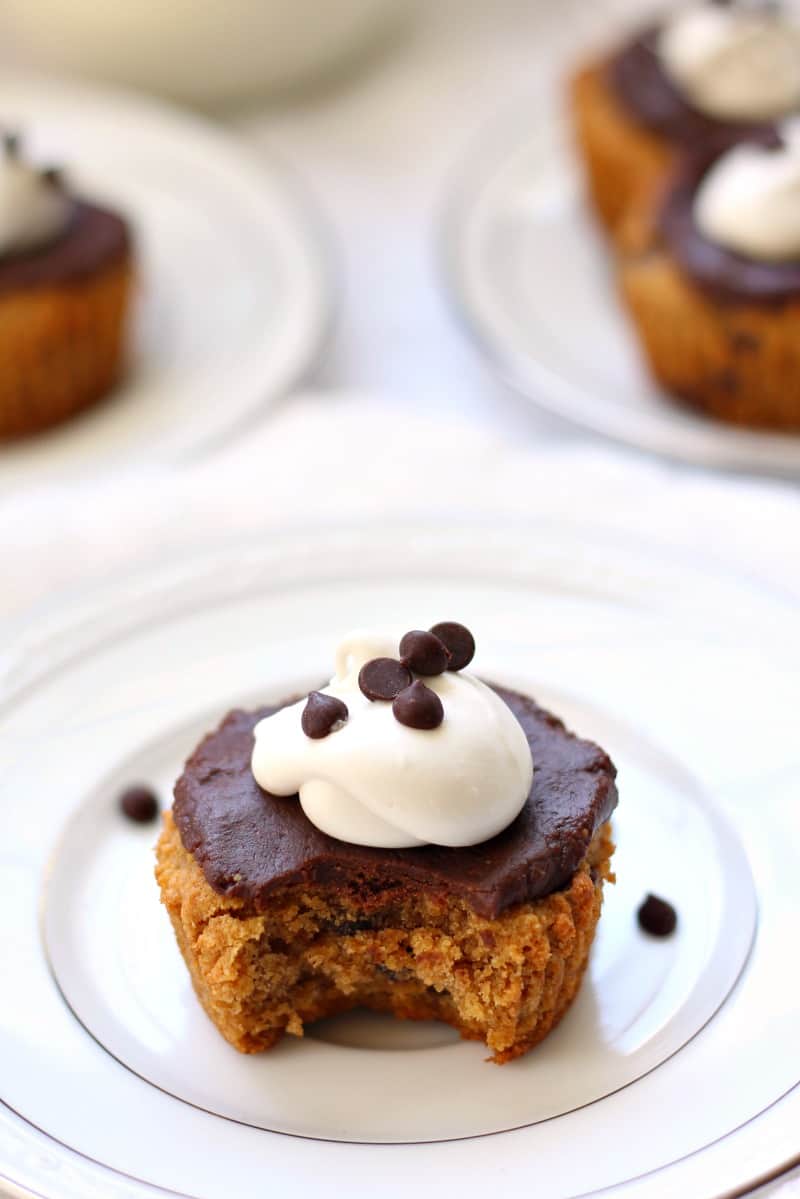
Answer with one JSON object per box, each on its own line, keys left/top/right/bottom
{"left": 620, "top": 122, "right": 800, "bottom": 429}
{"left": 0, "top": 129, "right": 133, "bottom": 439}
{"left": 570, "top": 2, "right": 800, "bottom": 238}
{"left": 156, "top": 624, "right": 617, "bottom": 1063}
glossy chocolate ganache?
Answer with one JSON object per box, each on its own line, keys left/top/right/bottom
{"left": 0, "top": 130, "right": 130, "bottom": 294}
{"left": 610, "top": 25, "right": 773, "bottom": 150}
{"left": 0, "top": 201, "right": 130, "bottom": 294}
{"left": 173, "top": 685, "right": 618, "bottom": 919}
{"left": 660, "top": 132, "right": 800, "bottom": 305}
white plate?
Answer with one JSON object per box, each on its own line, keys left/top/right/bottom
{"left": 443, "top": 118, "right": 800, "bottom": 478}
{"left": 1, "top": 522, "right": 799, "bottom": 1198}
{"left": 0, "top": 73, "right": 332, "bottom": 489}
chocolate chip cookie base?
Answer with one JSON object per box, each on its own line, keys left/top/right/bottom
{"left": 0, "top": 204, "right": 132, "bottom": 440}
{"left": 156, "top": 813, "right": 614, "bottom": 1063}
{"left": 620, "top": 235, "right": 800, "bottom": 430}
{"left": 570, "top": 59, "right": 673, "bottom": 240}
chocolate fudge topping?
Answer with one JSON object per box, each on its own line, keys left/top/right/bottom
{"left": 173, "top": 685, "right": 618, "bottom": 919}
{"left": 660, "top": 144, "right": 800, "bottom": 304}
{"left": 610, "top": 27, "right": 771, "bottom": 150}
{"left": 0, "top": 200, "right": 131, "bottom": 294}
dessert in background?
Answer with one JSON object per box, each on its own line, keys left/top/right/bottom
{"left": 0, "top": 129, "right": 133, "bottom": 439}
{"left": 620, "top": 121, "right": 800, "bottom": 430}
{"left": 156, "top": 623, "right": 617, "bottom": 1063}
{"left": 570, "top": 1, "right": 800, "bottom": 238}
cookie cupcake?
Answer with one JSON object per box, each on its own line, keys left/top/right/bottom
{"left": 620, "top": 121, "right": 800, "bottom": 430}
{"left": 570, "top": 1, "right": 800, "bottom": 237}
{"left": 156, "top": 624, "right": 617, "bottom": 1063}
{"left": 0, "top": 130, "right": 133, "bottom": 439}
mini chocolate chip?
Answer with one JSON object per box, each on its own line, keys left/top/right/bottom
{"left": 40, "top": 166, "right": 64, "bottom": 189}
{"left": 119, "top": 784, "right": 159, "bottom": 824}
{"left": 392, "top": 680, "right": 444, "bottom": 730}
{"left": 637, "top": 894, "right": 678, "bottom": 938}
{"left": 429, "top": 621, "right": 475, "bottom": 671}
{"left": 731, "top": 330, "right": 760, "bottom": 353}
{"left": 399, "top": 629, "right": 450, "bottom": 675}
{"left": 358, "top": 657, "right": 412, "bottom": 701}
{"left": 301, "top": 691, "right": 348, "bottom": 739}
{"left": 717, "top": 368, "right": 739, "bottom": 395}
{"left": 326, "top": 918, "right": 379, "bottom": 935}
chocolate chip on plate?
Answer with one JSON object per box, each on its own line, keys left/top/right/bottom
{"left": 40, "top": 165, "right": 64, "bottom": 189}
{"left": 429, "top": 621, "right": 475, "bottom": 671}
{"left": 301, "top": 691, "right": 348, "bottom": 739}
{"left": 637, "top": 894, "right": 678, "bottom": 937}
{"left": 358, "top": 657, "right": 412, "bottom": 701}
{"left": 392, "top": 680, "right": 444, "bottom": 730}
{"left": 399, "top": 629, "right": 450, "bottom": 675}
{"left": 119, "top": 784, "right": 160, "bottom": 824}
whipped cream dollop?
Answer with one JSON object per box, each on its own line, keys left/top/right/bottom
{"left": 658, "top": 3, "right": 800, "bottom": 122}
{"left": 251, "top": 629, "right": 534, "bottom": 849}
{"left": 0, "top": 141, "right": 71, "bottom": 258}
{"left": 695, "top": 119, "right": 800, "bottom": 259}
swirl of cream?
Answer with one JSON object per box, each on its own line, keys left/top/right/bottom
{"left": 657, "top": 4, "right": 800, "bottom": 122}
{"left": 251, "top": 629, "right": 534, "bottom": 848}
{"left": 0, "top": 158, "right": 71, "bottom": 257}
{"left": 695, "top": 119, "right": 800, "bottom": 258}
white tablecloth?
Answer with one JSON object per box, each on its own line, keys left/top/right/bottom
{"left": 3, "top": 394, "right": 799, "bottom": 627}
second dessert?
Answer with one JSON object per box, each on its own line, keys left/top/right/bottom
{"left": 620, "top": 121, "right": 800, "bottom": 429}
{"left": 570, "top": 2, "right": 800, "bottom": 238}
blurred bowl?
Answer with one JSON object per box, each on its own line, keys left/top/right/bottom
{"left": 3, "top": 0, "right": 404, "bottom": 105}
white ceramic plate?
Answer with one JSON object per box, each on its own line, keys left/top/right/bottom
{"left": 1, "top": 522, "right": 799, "bottom": 1198}
{"left": 443, "top": 118, "right": 800, "bottom": 478}
{"left": 0, "top": 73, "right": 332, "bottom": 489}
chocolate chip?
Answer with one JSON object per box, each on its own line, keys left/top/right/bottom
{"left": 358, "top": 657, "right": 412, "bottom": 701}
{"left": 717, "top": 368, "right": 739, "bottom": 395}
{"left": 119, "top": 784, "right": 160, "bottom": 824}
{"left": 301, "top": 691, "right": 348, "bottom": 739}
{"left": 40, "top": 166, "right": 64, "bottom": 189}
{"left": 376, "top": 965, "right": 404, "bottom": 980}
{"left": 3, "top": 131, "right": 19, "bottom": 158}
{"left": 392, "top": 680, "right": 444, "bottom": 730}
{"left": 429, "top": 621, "right": 475, "bottom": 671}
{"left": 327, "top": 918, "right": 379, "bottom": 935}
{"left": 637, "top": 894, "right": 677, "bottom": 937}
{"left": 731, "top": 330, "right": 760, "bottom": 353}
{"left": 399, "top": 629, "right": 450, "bottom": 675}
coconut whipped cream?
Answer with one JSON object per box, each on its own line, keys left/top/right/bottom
{"left": 695, "top": 119, "right": 800, "bottom": 259}
{"left": 657, "top": 3, "right": 800, "bottom": 122}
{"left": 251, "top": 628, "right": 534, "bottom": 849}
{"left": 0, "top": 138, "right": 71, "bottom": 258}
